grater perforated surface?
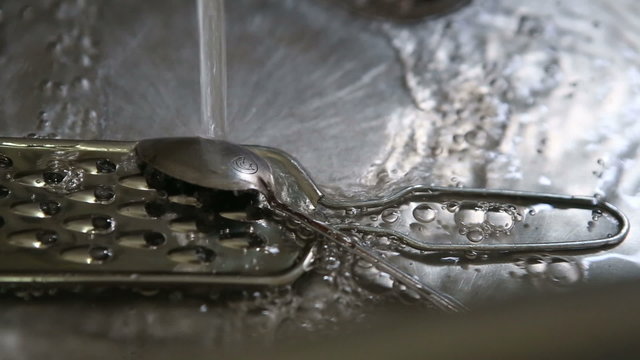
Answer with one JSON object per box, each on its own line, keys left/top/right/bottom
{"left": 0, "top": 138, "right": 312, "bottom": 286}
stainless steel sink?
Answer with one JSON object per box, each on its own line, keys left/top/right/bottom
{"left": 1, "top": 0, "right": 639, "bottom": 358}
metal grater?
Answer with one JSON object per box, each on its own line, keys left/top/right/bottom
{"left": 0, "top": 136, "right": 629, "bottom": 312}
{"left": 0, "top": 137, "right": 313, "bottom": 289}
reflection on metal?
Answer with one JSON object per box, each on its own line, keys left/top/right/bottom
{"left": 329, "top": 0, "right": 471, "bottom": 22}
{"left": 0, "top": 136, "right": 629, "bottom": 313}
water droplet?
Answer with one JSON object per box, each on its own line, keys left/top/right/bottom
{"left": 93, "top": 186, "right": 115, "bottom": 202}
{"left": 592, "top": 209, "right": 603, "bottom": 221}
{"left": 92, "top": 216, "right": 114, "bottom": 231}
{"left": 36, "top": 230, "right": 58, "bottom": 245}
{"left": 443, "top": 201, "right": 460, "bottom": 212}
{"left": 95, "top": 159, "right": 116, "bottom": 173}
{"left": 466, "top": 229, "right": 485, "bottom": 242}
{"left": 43, "top": 171, "right": 66, "bottom": 185}
{"left": 381, "top": 208, "right": 400, "bottom": 223}
{"left": 485, "top": 207, "right": 514, "bottom": 231}
{"left": 412, "top": 204, "right": 436, "bottom": 223}
{"left": 39, "top": 200, "right": 61, "bottom": 216}
{"left": 454, "top": 205, "right": 486, "bottom": 226}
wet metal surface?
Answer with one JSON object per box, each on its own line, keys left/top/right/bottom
{"left": 1, "top": 0, "right": 640, "bottom": 358}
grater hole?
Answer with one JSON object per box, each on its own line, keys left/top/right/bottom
{"left": 94, "top": 185, "right": 115, "bottom": 202}
{"left": 167, "top": 246, "right": 216, "bottom": 264}
{"left": 0, "top": 154, "right": 13, "bottom": 169}
{"left": 61, "top": 245, "right": 113, "bottom": 264}
{"left": 218, "top": 231, "right": 265, "bottom": 250}
{"left": 68, "top": 187, "right": 115, "bottom": 204}
{"left": 14, "top": 172, "right": 46, "bottom": 188}
{"left": 12, "top": 201, "right": 56, "bottom": 218}
{"left": 118, "top": 175, "right": 152, "bottom": 190}
{"left": 8, "top": 230, "right": 58, "bottom": 249}
{"left": 42, "top": 170, "right": 67, "bottom": 185}
{"left": 95, "top": 159, "right": 117, "bottom": 174}
{"left": 39, "top": 200, "right": 61, "bottom": 216}
{"left": 144, "top": 200, "right": 166, "bottom": 218}
{"left": 92, "top": 216, "right": 114, "bottom": 231}
{"left": 219, "top": 211, "right": 249, "bottom": 222}
{"left": 36, "top": 230, "right": 59, "bottom": 246}
{"left": 118, "top": 201, "right": 153, "bottom": 219}
{"left": 118, "top": 231, "right": 166, "bottom": 249}
{"left": 169, "top": 218, "right": 198, "bottom": 232}
{"left": 0, "top": 185, "right": 10, "bottom": 199}
{"left": 143, "top": 231, "right": 166, "bottom": 247}
{"left": 64, "top": 215, "right": 115, "bottom": 234}
{"left": 168, "top": 194, "right": 200, "bottom": 207}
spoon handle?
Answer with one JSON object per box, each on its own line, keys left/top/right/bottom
{"left": 321, "top": 186, "right": 629, "bottom": 254}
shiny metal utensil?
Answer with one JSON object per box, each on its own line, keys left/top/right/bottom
{"left": 0, "top": 137, "right": 629, "bottom": 312}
